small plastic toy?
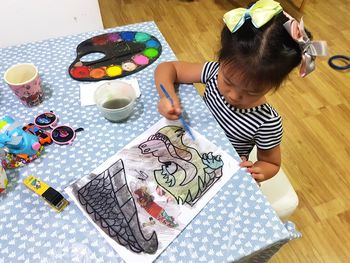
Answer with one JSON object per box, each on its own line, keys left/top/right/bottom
{"left": 0, "top": 116, "right": 41, "bottom": 156}
{"left": 33, "top": 111, "right": 84, "bottom": 145}
{"left": 23, "top": 123, "right": 52, "bottom": 145}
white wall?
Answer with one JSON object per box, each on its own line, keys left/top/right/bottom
{"left": 0, "top": 0, "right": 104, "bottom": 47}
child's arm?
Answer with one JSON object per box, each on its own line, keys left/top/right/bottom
{"left": 154, "top": 61, "right": 204, "bottom": 120}
{"left": 240, "top": 146, "right": 281, "bottom": 182}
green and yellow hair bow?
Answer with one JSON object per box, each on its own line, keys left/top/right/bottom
{"left": 223, "top": 0, "right": 283, "bottom": 33}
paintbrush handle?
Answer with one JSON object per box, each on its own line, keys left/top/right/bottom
{"left": 159, "top": 84, "right": 195, "bottom": 141}
{"left": 160, "top": 84, "right": 174, "bottom": 104}
{"left": 179, "top": 116, "right": 195, "bottom": 140}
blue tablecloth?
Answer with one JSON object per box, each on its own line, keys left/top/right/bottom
{"left": 0, "top": 21, "right": 299, "bottom": 263}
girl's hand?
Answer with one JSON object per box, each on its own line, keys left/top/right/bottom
{"left": 240, "top": 157, "right": 265, "bottom": 183}
{"left": 158, "top": 96, "right": 181, "bottom": 120}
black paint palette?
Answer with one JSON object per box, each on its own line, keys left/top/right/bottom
{"left": 69, "top": 31, "right": 162, "bottom": 81}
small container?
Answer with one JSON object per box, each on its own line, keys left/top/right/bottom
{"left": 94, "top": 81, "right": 137, "bottom": 122}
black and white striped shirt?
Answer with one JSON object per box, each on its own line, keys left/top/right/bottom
{"left": 201, "top": 61, "right": 283, "bottom": 157}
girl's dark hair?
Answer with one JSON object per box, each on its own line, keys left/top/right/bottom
{"left": 219, "top": 11, "right": 309, "bottom": 90}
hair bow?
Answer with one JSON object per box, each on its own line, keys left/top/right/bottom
{"left": 283, "top": 15, "right": 328, "bottom": 77}
{"left": 223, "top": 0, "right": 283, "bottom": 33}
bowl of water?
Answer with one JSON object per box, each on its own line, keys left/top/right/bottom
{"left": 94, "top": 81, "right": 137, "bottom": 122}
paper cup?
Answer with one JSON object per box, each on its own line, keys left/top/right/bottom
{"left": 3, "top": 63, "right": 44, "bottom": 107}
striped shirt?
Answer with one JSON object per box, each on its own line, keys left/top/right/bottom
{"left": 201, "top": 61, "right": 283, "bottom": 157}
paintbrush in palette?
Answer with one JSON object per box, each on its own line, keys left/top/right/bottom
{"left": 160, "top": 84, "right": 196, "bottom": 141}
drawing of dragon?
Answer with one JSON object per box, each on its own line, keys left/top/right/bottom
{"left": 138, "top": 126, "right": 223, "bottom": 206}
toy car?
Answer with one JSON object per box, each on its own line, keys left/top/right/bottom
{"left": 23, "top": 123, "right": 52, "bottom": 145}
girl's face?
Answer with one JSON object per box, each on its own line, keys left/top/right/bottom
{"left": 217, "top": 65, "right": 270, "bottom": 109}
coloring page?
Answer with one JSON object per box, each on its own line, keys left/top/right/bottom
{"left": 65, "top": 118, "right": 240, "bottom": 262}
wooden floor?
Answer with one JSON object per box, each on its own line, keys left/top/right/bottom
{"left": 98, "top": 0, "right": 350, "bottom": 262}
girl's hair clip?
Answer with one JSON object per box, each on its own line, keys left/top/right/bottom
{"left": 223, "top": 0, "right": 283, "bottom": 33}
{"left": 283, "top": 12, "right": 328, "bottom": 77}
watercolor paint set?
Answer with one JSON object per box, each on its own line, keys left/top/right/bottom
{"left": 69, "top": 31, "right": 162, "bottom": 81}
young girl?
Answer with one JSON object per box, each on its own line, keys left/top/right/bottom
{"left": 154, "top": 0, "right": 326, "bottom": 182}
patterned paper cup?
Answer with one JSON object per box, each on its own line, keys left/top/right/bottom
{"left": 3, "top": 63, "right": 44, "bottom": 107}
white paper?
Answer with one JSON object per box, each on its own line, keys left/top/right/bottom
{"left": 79, "top": 78, "right": 141, "bottom": 106}
{"left": 66, "top": 118, "right": 239, "bottom": 263}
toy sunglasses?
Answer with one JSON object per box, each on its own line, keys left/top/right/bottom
{"left": 33, "top": 111, "right": 83, "bottom": 145}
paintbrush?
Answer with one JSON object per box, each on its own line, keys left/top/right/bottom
{"left": 160, "top": 84, "right": 196, "bottom": 141}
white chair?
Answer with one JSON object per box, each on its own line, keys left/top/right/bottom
{"left": 0, "top": 0, "right": 103, "bottom": 48}
{"left": 250, "top": 146, "right": 299, "bottom": 221}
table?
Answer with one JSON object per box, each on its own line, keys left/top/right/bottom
{"left": 0, "top": 21, "right": 299, "bottom": 263}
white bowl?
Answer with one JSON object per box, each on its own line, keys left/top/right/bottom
{"left": 94, "top": 81, "right": 137, "bottom": 122}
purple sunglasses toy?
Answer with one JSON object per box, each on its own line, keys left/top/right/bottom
{"left": 34, "top": 111, "right": 83, "bottom": 145}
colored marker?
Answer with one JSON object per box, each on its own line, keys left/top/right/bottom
{"left": 23, "top": 175, "right": 69, "bottom": 212}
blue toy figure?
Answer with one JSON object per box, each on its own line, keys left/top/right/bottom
{"left": 0, "top": 116, "right": 41, "bottom": 156}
